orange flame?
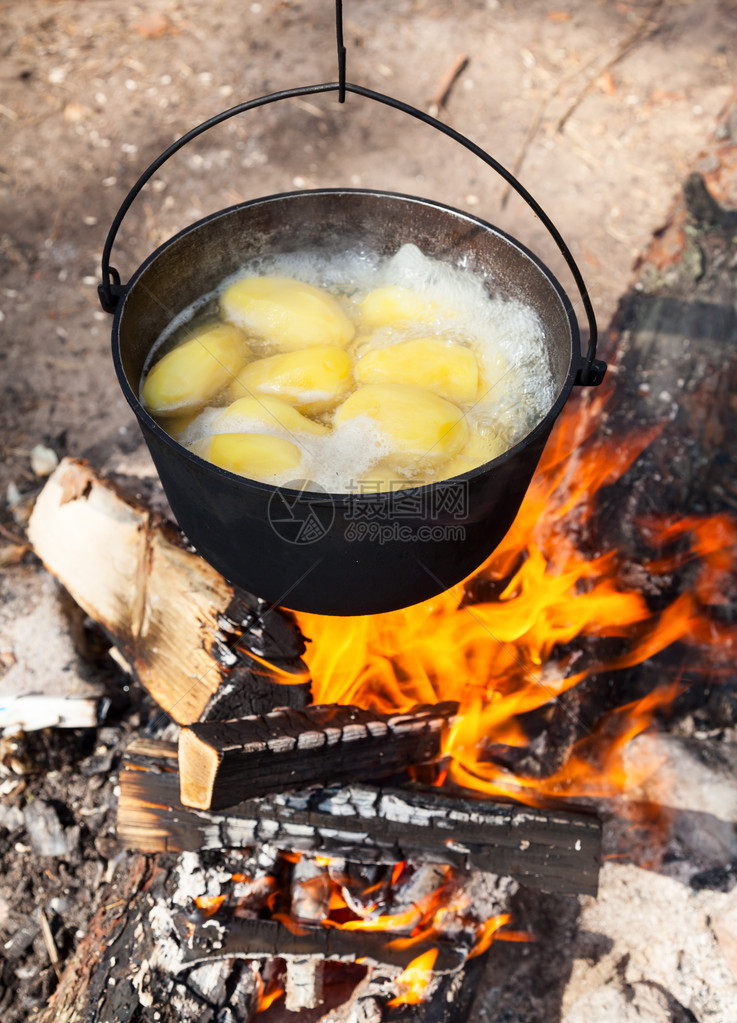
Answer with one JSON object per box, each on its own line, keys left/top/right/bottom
{"left": 272, "top": 912, "right": 309, "bottom": 936}
{"left": 468, "top": 912, "right": 512, "bottom": 958}
{"left": 328, "top": 889, "right": 349, "bottom": 912}
{"left": 391, "top": 862, "right": 406, "bottom": 885}
{"left": 254, "top": 974, "right": 284, "bottom": 1014}
{"left": 323, "top": 904, "right": 423, "bottom": 933}
{"left": 252, "top": 391, "right": 737, "bottom": 997}
{"left": 296, "top": 391, "right": 737, "bottom": 806}
{"left": 386, "top": 949, "right": 439, "bottom": 1007}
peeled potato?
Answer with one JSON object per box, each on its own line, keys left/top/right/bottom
{"left": 221, "top": 275, "right": 355, "bottom": 351}
{"left": 356, "top": 338, "right": 478, "bottom": 405}
{"left": 354, "top": 459, "right": 424, "bottom": 494}
{"left": 440, "top": 429, "right": 508, "bottom": 478}
{"left": 227, "top": 346, "right": 353, "bottom": 413}
{"left": 211, "top": 395, "right": 329, "bottom": 437}
{"left": 191, "top": 432, "right": 302, "bottom": 481}
{"left": 141, "top": 323, "right": 249, "bottom": 415}
{"left": 359, "top": 286, "right": 445, "bottom": 329}
{"left": 334, "top": 383, "right": 469, "bottom": 466}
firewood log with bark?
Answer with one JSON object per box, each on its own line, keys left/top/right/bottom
{"left": 27, "top": 460, "right": 311, "bottom": 724}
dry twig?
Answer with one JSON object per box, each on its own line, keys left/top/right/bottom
{"left": 428, "top": 52, "right": 468, "bottom": 116}
{"left": 40, "top": 909, "right": 62, "bottom": 983}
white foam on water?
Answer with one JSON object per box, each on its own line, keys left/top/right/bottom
{"left": 304, "top": 415, "right": 391, "bottom": 493}
{"left": 226, "top": 376, "right": 344, "bottom": 411}
{"left": 378, "top": 243, "right": 490, "bottom": 317}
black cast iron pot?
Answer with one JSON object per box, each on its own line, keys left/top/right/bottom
{"left": 102, "top": 84, "right": 605, "bottom": 616}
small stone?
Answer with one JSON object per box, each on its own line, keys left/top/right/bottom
{"left": 63, "top": 102, "right": 90, "bottom": 123}
{"left": 6, "top": 482, "right": 34, "bottom": 525}
{"left": 6, "top": 481, "right": 22, "bottom": 507}
{"left": 95, "top": 834, "right": 120, "bottom": 860}
{"left": 0, "top": 804, "right": 24, "bottom": 831}
{"left": 30, "top": 444, "right": 59, "bottom": 477}
{"left": 23, "top": 800, "right": 68, "bottom": 857}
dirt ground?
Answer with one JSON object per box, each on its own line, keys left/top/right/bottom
{"left": 2, "top": 1, "right": 737, "bottom": 1021}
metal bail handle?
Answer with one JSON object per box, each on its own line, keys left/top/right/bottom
{"left": 99, "top": 82, "right": 606, "bottom": 387}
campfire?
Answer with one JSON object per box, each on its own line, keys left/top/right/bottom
{"left": 3, "top": 0, "right": 736, "bottom": 1011}
{"left": 22, "top": 363, "right": 737, "bottom": 1021}
{"left": 12, "top": 88, "right": 737, "bottom": 1018}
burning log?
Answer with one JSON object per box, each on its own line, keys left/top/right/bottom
{"left": 178, "top": 914, "right": 467, "bottom": 973}
{"left": 30, "top": 834, "right": 489, "bottom": 1023}
{"left": 27, "top": 459, "right": 310, "bottom": 724}
{"left": 178, "top": 701, "right": 459, "bottom": 810}
{"left": 119, "top": 739, "right": 601, "bottom": 896}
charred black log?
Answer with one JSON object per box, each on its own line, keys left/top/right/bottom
{"left": 179, "top": 914, "right": 467, "bottom": 973}
{"left": 119, "top": 739, "right": 601, "bottom": 897}
{"left": 178, "top": 702, "right": 459, "bottom": 810}
{"left": 595, "top": 172, "right": 737, "bottom": 542}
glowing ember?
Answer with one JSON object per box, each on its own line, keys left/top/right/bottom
{"left": 193, "top": 894, "right": 225, "bottom": 916}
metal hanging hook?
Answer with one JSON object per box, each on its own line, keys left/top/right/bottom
{"left": 336, "top": 0, "right": 347, "bottom": 102}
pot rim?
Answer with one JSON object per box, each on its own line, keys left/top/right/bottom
{"left": 112, "top": 187, "right": 583, "bottom": 505}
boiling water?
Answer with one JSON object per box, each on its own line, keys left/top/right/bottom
{"left": 142, "top": 244, "right": 556, "bottom": 493}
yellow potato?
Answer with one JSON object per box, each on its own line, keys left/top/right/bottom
{"left": 353, "top": 459, "right": 424, "bottom": 494}
{"left": 211, "top": 395, "right": 329, "bottom": 437}
{"left": 355, "top": 338, "right": 478, "bottom": 405}
{"left": 439, "top": 429, "right": 508, "bottom": 478}
{"left": 191, "top": 433, "right": 302, "bottom": 481}
{"left": 221, "top": 275, "right": 355, "bottom": 351}
{"left": 227, "top": 346, "right": 353, "bottom": 413}
{"left": 141, "top": 323, "right": 249, "bottom": 415}
{"left": 359, "top": 286, "right": 445, "bottom": 329}
{"left": 334, "top": 383, "right": 469, "bottom": 466}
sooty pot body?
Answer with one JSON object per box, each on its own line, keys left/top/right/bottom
{"left": 112, "top": 190, "right": 580, "bottom": 615}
